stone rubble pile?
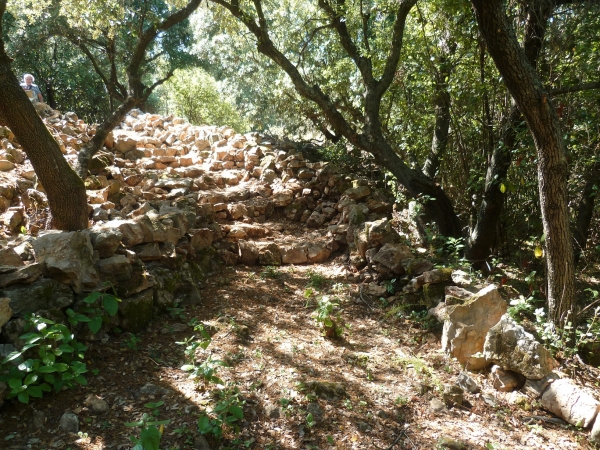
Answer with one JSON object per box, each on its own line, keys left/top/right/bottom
{"left": 430, "top": 284, "right": 600, "bottom": 444}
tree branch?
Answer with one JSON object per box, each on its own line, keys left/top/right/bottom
{"left": 550, "top": 81, "right": 600, "bottom": 96}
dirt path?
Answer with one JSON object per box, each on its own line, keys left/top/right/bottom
{"left": 0, "top": 259, "right": 594, "bottom": 450}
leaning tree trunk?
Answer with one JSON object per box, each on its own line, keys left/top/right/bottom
{"left": 0, "top": 3, "right": 88, "bottom": 231}
{"left": 471, "top": 0, "right": 575, "bottom": 326}
{"left": 76, "top": 97, "right": 138, "bottom": 178}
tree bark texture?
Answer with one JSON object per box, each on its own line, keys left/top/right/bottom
{"left": 0, "top": 3, "right": 88, "bottom": 230}
{"left": 471, "top": 0, "right": 575, "bottom": 325}
{"left": 422, "top": 55, "right": 452, "bottom": 180}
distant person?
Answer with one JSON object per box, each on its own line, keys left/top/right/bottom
{"left": 20, "top": 73, "right": 43, "bottom": 103}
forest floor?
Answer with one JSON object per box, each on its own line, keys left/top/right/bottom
{"left": 1, "top": 256, "right": 599, "bottom": 450}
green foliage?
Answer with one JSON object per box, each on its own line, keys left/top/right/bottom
{"left": 124, "top": 401, "right": 170, "bottom": 450}
{"left": 0, "top": 314, "right": 89, "bottom": 404}
{"left": 197, "top": 386, "right": 245, "bottom": 439}
{"left": 155, "top": 67, "right": 248, "bottom": 131}
{"left": 306, "top": 269, "right": 327, "bottom": 290}
{"left": 260, "top": 266, "right": 281, "bottom": 280}
{"left": 313, "top": 296, "right": 346, "bottom": 338}
{"left": 177, "top": 323, "right": 224, "bottom": 385}
{"left": 66, "top": 291, "right": 120, "bottom": 335}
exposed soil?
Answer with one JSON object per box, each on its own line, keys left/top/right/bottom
{"left": 1, "top": 257, "right": 598, "bottom": 450}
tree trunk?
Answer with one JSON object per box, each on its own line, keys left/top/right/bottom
{"left": 467, "top": 1, "right": 553, "bottom": 269}
{"left": 471, "top": 0, "right": 575, "bottom": 325}
{"left": 76, "top": 97, "right": 138, "bottom": 178}
{"left": 371, "top": 136, "right": 462, "bottom": 238}
{"left": 422, "top": 58, "right": 452, "bottom": 180}
{"left": 0, "top": 5, "right": 88, "bottom": 231}
{"left": 467, "top": 106, "right": 521, "bottom": 267}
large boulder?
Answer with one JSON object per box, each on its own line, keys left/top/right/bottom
{"left": 440, "top": 285, "right": 507, "bottom": 370}
{"left": 483, "top": 314, "right": 557, "bottom": 379}
{"left": 32, "top": 231, "right": 99, "bottom": 293}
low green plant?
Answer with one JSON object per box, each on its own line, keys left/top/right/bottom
{"left": 306, "top": 269, "right": 327, "bottom": 290}
{"left": 0, "top": 314, "right": 89, "bottom": 404}
{"left": 305, "top": 412, "right": 316, "bottom": 428}
{"left": 260, "top": 266, "right": 281, "bottom": 280}
{"left": 177, "top": 324, "right": 224, "bottom": 386}
{"left": 123, "top": 334, "right": 142, "bottom": 351}
{"left": 166, "top": 303, "right": 186, "bottom": 321}
{"left": 66, "top": 291, "right": 120, "bottom": 334}
{"left": 197, "top": 386, "right": 245, "bottom": 439}
{"left": 313, "top": 296, "right": 346, "bottom": 338}
{"left": 124, "top": 401, "right": 170, "bottom": 450}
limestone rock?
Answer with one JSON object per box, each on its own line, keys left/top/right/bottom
{"left": 86, "top": 226, "right": 123, "bottom": 258}
{"left": 238, "top": 240, "right": 259, "bottom": 265}
{"left": 354, "top": 218, "right": 400, "bottom": 257}
{"left": 456, "top": 372, "right": 480, "bottom": 394}
{"left": 483, "top": 314, "right": 557, "bottom": 379}
{"left": 441, "top": 285, "right": 507, "bottom": 370}
{"left": 372, "top": 243, "right": 411, "bottom": 274}
{"left": 0, "top": 263, "right": 42, "bottom": 288}
{"left": 541, "top": 378, "right": 600, "bottom": 427}
{"left": 96, "top": 255, "right": 132, "bottom": 282}
{"left": 406, "top": 258, "right": 434, "bottom": 276}
{"left": 119, "top": 289, "right": 154, "bottom": 332}
{"left": 2, "top": 278, "right": 74, "bottom": 317}
{"left": 591, "top": 414, "right": 600, "bottom": 444}
{"left": 31, "top": 231, "right": 98, "bottom": 292}
{"left": 0, "top": 247, "right": 23, "bottom": 267}
{"left": 307, "top": 243, "right": 330, "bottom": 263}
{"left": 256, "top": 242, "right": 281, "bottom": 266}
{"left": 281, "top": 244, "right": 308, "bottom": 264}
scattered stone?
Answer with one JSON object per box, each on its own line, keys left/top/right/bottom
{"left": 429, "top": 398, "right": 446, "bottom": 413}
{"left": 442, "top": 384, "right": 464, "bottom": 406}
{"left": 84, "top": 394, "right": 110, "bottom": 415}
{"left": 58, "top": 411, "right": 79, "bottom": 433}
{"left": 456, "top": 372, "right": 480, "bottom": 394}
